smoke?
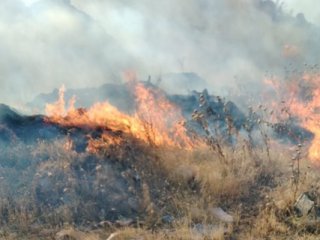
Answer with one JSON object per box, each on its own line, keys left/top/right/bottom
{"left": 0, "top": 0, "right": 134, "bottom": 108}
{"left": 283, "top": 0, "right": 320, "bottom": 24}
{"left": 0, "top": 0, "right": 319, "bottom": 109}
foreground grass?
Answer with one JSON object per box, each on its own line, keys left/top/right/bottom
{"left": 0, "top": 137, "right": 319, "bottom": 239}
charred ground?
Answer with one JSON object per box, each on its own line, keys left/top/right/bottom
{"left": 0, "top": 82, "right": 320, "bottom": 239}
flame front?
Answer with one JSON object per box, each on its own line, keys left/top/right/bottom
{"left": 265, "top": 73, "right": 320, "bottom": 164}
{"left": 289, "top": 74, "right": 320, "bottom": 164}
{"left": 45, "top": 82, "right": 196, "bottom": 151}
{"left": 134, "top": 83, "right": 195, "bottom": 147}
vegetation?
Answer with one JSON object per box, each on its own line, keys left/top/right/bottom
{"left": 1, "top": 83, "right": 320, "bottom": 239}
{"left": 0, "top": 125, "right": 320, "bottom": 239}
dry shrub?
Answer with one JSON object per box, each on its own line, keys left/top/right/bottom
{"left": 108, "top": 223, "right": 226, "bottom": 240}
{"left": 156, "top": 143, "right": 275, "bottom": 206}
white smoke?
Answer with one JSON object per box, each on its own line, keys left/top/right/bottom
{"left": 1, "top": 0, "right": 319, "bottom": 109}
{"left": 283, "top": 0, "right": 320, "bottom": 24}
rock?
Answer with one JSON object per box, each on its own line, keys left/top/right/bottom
{"left": 161, "top": 214, "right": 175, "bottom": 224}
{"left": 294, "top": 193, "right": 314, "bottom": 217}
{"left": 98, "top": 220, "right": 112, "bottom": 228}
{"left": 209, "top": 207, "right": 234, "bottom": 223}
{"left": 115, "top": 218, "right": 134, "bottom": 227}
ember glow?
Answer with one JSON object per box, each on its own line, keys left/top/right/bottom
{"left": 45, "top": 82, "right": 197, "bottom": 150}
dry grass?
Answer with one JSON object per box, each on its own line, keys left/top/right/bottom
{"left": 116, "top": 140, "right": 320, "bottom": 240}
{"left": 0, "top": 128, "right": 320, "bottom": 239}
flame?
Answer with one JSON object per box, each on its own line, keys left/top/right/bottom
{"left": 45, "top": 84, "right": 66, "bottom": 117}
{"left": 45, "top": 85, "right": 77, "bottom": 121}
{"left": 264, "top": 73, "right": 320, "bottom": 164}
{"left": 288, "top": 75, "right": 320, "bottom": 164}
{"left": 45, "top": 82, "right": 197, "bottom": 151}
{"left": 134, "top": 83, "right": 195, "bottom": 147}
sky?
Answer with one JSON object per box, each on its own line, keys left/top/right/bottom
{"left": 2, "top": 0, "right": 320, "bottom": 110}
{"left": 283, "top": 0, "right": 320, "bottom": 24}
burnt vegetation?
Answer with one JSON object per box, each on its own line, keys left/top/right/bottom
{"left": 0, "top": 81, "right": 320, "bottom": 240}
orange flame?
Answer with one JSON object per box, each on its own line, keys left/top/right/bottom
{"left": 45, "top": 85, "right": 66, "bottom": 117}
{"left": 45, "top": 82, "right": 197, "bottom": 151}
{"left": 134, "top": 83, "right": 195, "bottom": 147}
{"left": 289, "top": 75, "right": 320, "bottom": 164}
{"left": 265, "top": 73, "right": 320, "bottom": 165}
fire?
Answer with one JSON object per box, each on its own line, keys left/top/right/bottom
{"left": 134, "top": 83, "right": 195, "bottom": 147}
{"left": 45, "top": 82, "right": 196, "bottom": 151}
{"left": 265, "top": 73, "right": 320, "bottom": 165}
{"left": 289, "top": 74, "right": 320, "bottom": 164}
{"left": 45, "top": 85, "right": 66, "bottom": 117}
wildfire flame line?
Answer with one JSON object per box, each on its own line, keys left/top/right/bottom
{"left": 45, "top": 82, "right": 197, "bottom": 150}
{"left": 265, "top": 74, "right": 320, "bottom": 165}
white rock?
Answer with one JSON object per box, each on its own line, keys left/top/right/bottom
{"left": 294, "top": 193, "right": 314, "bottom": 216}
{"left": 210, "top": 207, "right": 234, "bottom": 223}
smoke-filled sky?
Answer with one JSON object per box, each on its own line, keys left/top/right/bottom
{"left": 283, "top": 0, "right": 320, "bottom": 24}
{"left": 21, "top": 0, "right": 320, "bottom": 24}
{"left": 1, "top": 0, "right": 320, "bottom": 109}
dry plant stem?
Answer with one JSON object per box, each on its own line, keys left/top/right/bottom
{"left": 291, "top": 144, "right": 302, "bottom": 198}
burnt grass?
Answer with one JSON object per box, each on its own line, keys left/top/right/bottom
{"left": 0, "top": 105, "right": 183, "bottom": 230}
{"left": 0, "top": 89, "right": 319, "bottom": 239}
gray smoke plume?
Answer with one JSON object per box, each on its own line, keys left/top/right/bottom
{"left": 0, "top": 0, "right": 319, "bottom": 109}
